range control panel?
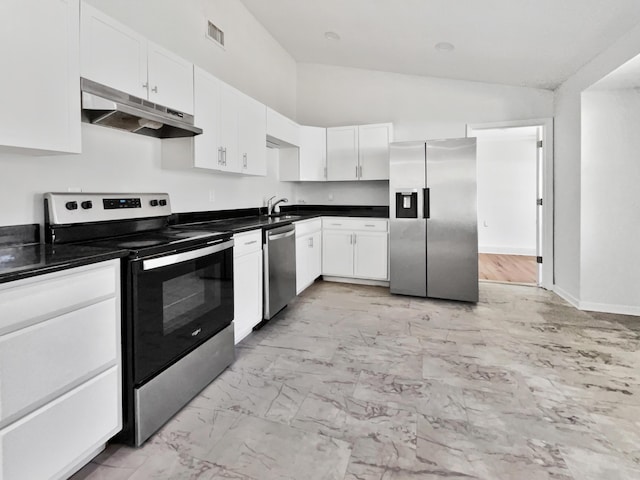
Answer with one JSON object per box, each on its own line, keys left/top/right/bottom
{"left": 45, "top": 192, "right": 171, "bottom": 225}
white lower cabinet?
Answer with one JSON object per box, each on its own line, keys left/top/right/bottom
{"left": 322, "top": 218, "right": 389, "bottom": 281}
{"left": 295, "top": 219, "right": 322, "bottom": 294}
{"left": 0, "top": 260, "right": 122, "bottom": 480}
{"left": 233, "top": 230, "right": 263, "bottom": 343}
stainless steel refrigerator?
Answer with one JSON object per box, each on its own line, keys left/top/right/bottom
{"left": 389, "top": 138, "right": 478, "bottom": 302}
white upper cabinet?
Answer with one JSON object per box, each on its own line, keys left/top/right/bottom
{"left": 299, "top": 126, "right": 327, "bottom": 181}
{"left": 80, "top": 3, "right": 147, "bottom": 99}
{"left": 327, "top": 126, "right": 359, "bottom": 181}
{"left": 266, "top": 108, "right": 300, "bottom": 147}
{"left": 147, "top": 41, "right": 194, "bottom": 115}
{"left": 326, "top": 123, "right": 393, "bottom": 181}
{"left": 0, "top": 0, "right": 81, "bottom": 154}
{"left": 162, "top": 67, "right": 267, "bottom": 176}
{"left": 81, "top": 3, "right": 194, "bottom": 114}
{"left": 239, "top": 93, "right": 267, "bottom": 176}
{"left": 358, "top": 123, "right": 393, "bottom": 180}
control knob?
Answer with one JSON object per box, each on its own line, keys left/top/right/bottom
{"left": 150, "top": 199, "right": 159, "bottom": 207}
{"left": 65, "top": 201, "right": 78, "bottom": 210}
{"left": 159, "top": 199, "right": 167, "bottom": 206}
{"left": 81, "top": 200, "right": 93, "bottom": 210}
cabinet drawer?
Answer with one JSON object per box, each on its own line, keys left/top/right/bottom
{"left": 233, "top": 230, "right": 262, "bottom": 257}
{"left": 322, "top": 217, "right": 388, "bottom": 232}
{"left": 0, "top": 261, "right": 118, "bottom": 336}
{"left": 0, "top": 298, "right": 119, "bottom": 428}
{"left": 0, "top": 366, "right": 121, "bottom": 480}
{"left": 295, "top": 218, "right": 321, "bottom": 237}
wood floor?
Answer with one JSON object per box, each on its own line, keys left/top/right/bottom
{"left": 479, "top": 253, "right": 537, "bottom": 284}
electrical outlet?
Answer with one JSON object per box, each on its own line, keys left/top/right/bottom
{"left": 328, "top": 193, "right": 334, "bottom": 201}
{"left": 208, "top": 189, "right": 215, "bottom": 202}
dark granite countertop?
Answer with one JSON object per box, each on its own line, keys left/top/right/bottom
{"left": 171, "top": 205, "right": 389, "bottom": 234}
{"left": 0, "top": 224, "right": 128, "bottom": 285}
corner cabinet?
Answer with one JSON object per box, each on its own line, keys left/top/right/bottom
{"left": 327, "top": 123, "right": 393, "bottom": 181}
{"left": 322, "top": 218, "right": 389, "bottom": 281}
{"left": 81, "top": 3, "right": 194, "bottom": 114}
{"left": 0, "top": 0, "right": 81, "bottom": 154}
{"left": 233, "top": 230, "right": 263, "bottom": 343}
{"left": 162, "top": 67, "right": 267, "bottom": 176}
{"left": 295, "top": 219, "right": 322, "bottom": 294}
{"left": 0, "top": 260, "right": 122, "bottom": 480}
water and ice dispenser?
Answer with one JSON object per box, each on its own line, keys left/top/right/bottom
{"left": 395, "top": 191, "right": 418, "bottom": 218}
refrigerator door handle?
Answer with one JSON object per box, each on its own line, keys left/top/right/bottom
{"left": 423, "top": 188, "right": 430, "bottom": 219}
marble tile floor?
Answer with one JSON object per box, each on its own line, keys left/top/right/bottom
{"left": 71, "top": 281, "right": 640, "bottom": 480}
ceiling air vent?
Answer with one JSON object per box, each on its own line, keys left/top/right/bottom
{"left": 207, "top": 21, "right": 225, "bottom": 48}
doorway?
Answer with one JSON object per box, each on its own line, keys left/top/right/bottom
{"left": 467, "top": 119, "right": 554, "bottom": 289}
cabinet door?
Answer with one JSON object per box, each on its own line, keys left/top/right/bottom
{"left": 327, "top": 126, "right": 359, "bottom": 181}
{"left": 353, "top": 232, "right": 389, "bottom": 280}
{"left": 308, "top": 231, "right": 323, "bottom": 282}
{"left": 0, "top": 0, "right": 81, "bottom": 154}
{"left": 147, "top": 41, "right": 194, "bottom": 114}
{"left": 193, "top": 66, "right": 222, "bottom": 170}
{"left": 299, "top": 126, "right": 327, "bottom": 181}
{"left": 295, "top": 235, "right": 310, "bottom": 294}
{"left": 322, "top": 231, "right": 354, "bottom": 277}
{"left": 233, "top": 250, "right": 263, "bottom": 343}
{"left": 218, "top": 83, "right": 241, "bottom": 173}
{"left": 239, "top": 94, "right": 267, "bottom": 176}
{"left": 358, "top": 123, "right": 393, "bottom": 180}
{"left": 80, "top": 3, "right": 147, "bottom": 99}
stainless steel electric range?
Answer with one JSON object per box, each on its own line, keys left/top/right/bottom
{"left": 44, "top": 192, "right": 235, "bottom": 446}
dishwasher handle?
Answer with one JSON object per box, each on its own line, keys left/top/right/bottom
{"left": 267, "top": 228, "right": 295, "bottom": 241}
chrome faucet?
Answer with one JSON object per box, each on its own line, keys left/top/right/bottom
{"left": 266, "top": 196, "right": 288, "bottom": 216}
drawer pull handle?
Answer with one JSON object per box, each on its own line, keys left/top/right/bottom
{"left": 244, "top": 240, "right": 258, "bottom": 245}
{"left": 365, "top": 224, "right": 375, "bottom": 227}
{"left": 331, "top": 223, "right": 342, "bottom": 226}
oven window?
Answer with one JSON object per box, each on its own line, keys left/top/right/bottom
{"left": 162, "top": 264, "right": 222, "bottom": 335}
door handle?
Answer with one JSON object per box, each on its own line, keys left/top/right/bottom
{"left": 424, "top": 188, "right": 430, "bottom": 219}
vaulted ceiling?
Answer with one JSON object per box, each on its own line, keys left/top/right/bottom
{"left": 240, "top": 0, "right": 640, "bottom": 90}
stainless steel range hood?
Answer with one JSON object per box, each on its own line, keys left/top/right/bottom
{"left": 80, "top": 78, "right": 202, "bottom": 138}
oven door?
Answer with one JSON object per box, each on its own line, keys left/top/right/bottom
{"left": 130, "top": 239, "right": 234, "bottom": 385}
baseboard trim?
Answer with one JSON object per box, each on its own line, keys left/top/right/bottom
{"left": 322, "top": 276, "right": 389, "bottom": 287}
{"left": 553, "top": 285, "right": 581, "bottom": 309}
{"left": 578, "top": 301, "right": 640, "bottom": 316}
{"left": 479, "top": 246, "right": 537, "bottom": 256}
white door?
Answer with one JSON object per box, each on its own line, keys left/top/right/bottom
{"left": 353, "top": 232, "right": 388, "bottom": 280}
{"left": 299, "top": 126, "right": 327, "bottom": 181}
{"left": 218, "top": 83, "right": 240, "bottom": 173}
{"left": 322, "top": 231, "right": 354, "bottom": 277}
{"left": 80, "top": 3, "right": 147, "bottom": 99}
{"left": 193, "top": 67, "right": 221, "bottom": 170}
{"left": 295, "top": 235, "right": 310, "bottom": 294}
{"left": 327, "top": 126, "right": 359, "bottom": 181}
{"left": 147, "top": 41, "right": 194, "bottom": 114}
{"left": 233, "top": 250, "right": 263, "bottom": 343}
{"left": 358, "top": 123, "right": 392, "bottom": 180}
{"left": 239, "top": 94, "right": 267, "bottom": 176}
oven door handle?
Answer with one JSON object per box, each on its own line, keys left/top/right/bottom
{"left": 142, "top": 240, "right": 234, "bottom": 271}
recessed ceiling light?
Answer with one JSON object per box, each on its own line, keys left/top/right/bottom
{"left": 324, "top": 31, "right": 341, "bottom": 41}
{"left": 435, "top": 42, "right": 455, "bottom": 52}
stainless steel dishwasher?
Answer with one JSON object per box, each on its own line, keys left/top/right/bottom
{"left": 263, "top": 224, "right": 297, "bottom": 320}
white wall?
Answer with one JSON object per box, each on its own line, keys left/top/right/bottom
{"left": 553, "top": 22, "right": 640, "bottom": 305}
{"left": 294, "top": 64, "right": 554, "bottom": 205}
{"left": 580, "top": 89, "right": 640, "bottom": 313}
{"left": 294, "top": 181, "right": 389, "bottom": 206}
{"left": 476, "top": 132, "right": 538, "bottom": 256}
{"left": 0, "top": 0, "right": 297, "bottom": 227}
